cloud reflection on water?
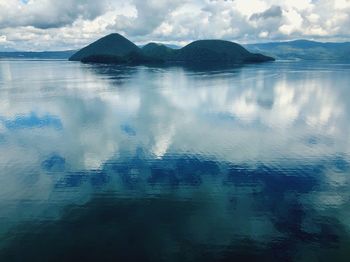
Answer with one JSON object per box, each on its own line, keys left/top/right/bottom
{"left": 0, "top": 60, "right": 350, "bottom": 261}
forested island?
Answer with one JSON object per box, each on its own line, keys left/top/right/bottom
{"left": 69, "top": 33, "right": 275, "bottom": 65}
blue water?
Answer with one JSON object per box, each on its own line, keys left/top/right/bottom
{"left": 0, "top": 60, "right": 350, "bottom": 261}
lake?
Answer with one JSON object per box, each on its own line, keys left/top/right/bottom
{"left": 0, "top": 59, "right": 349, "bottom": 261}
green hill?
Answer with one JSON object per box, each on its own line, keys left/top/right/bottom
{"left": 80, "top": 51, "right": 162, "bottom": 65}
{"left": 170, "top": 40, "right": 274, "bottom": 63}
{"left": 141, "top": 43, "right": 175, "bottom": 60}
{"left": 69, "top": 33, "right": 140, "bottom": 61}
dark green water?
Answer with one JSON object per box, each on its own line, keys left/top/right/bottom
{"left": 0, "top": 60, "right": 350, "bottom": 261}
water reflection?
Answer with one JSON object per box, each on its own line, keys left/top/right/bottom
{"left": 0, "top": 60, "right": 350, "bottom": 261}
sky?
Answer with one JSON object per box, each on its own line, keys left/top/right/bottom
{"left": 0, "top": 0, "right": 349, "bottom": 51}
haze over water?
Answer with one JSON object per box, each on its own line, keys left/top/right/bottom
{"left": 0, "top": 60, "right": 350, "bottom": 261}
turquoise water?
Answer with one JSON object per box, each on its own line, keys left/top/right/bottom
{"left": 0, "top": 60, "right": 350, "bottom": 261}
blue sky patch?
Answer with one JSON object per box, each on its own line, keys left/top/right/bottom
{"left": 121, "top": 124, "right": 136, "bottom": 136}
{"left": 2, "top": 112, "right": 62, "bottom": 130}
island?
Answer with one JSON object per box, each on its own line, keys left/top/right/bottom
{"left": 69, "top": 33, "right": 275, "bottom": 65}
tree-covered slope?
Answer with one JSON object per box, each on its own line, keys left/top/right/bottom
{"left": 170, "top": 40, "right": 274, "bottom": 63}
{"left": 141, "top": 43, "right": 175, "bottom": 60}
{"left": 69, "top": 33, "right": 140, "bottom": 61}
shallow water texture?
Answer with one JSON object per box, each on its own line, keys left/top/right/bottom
{"left": 0, "top": 60, "right": 350, "bottom": 261}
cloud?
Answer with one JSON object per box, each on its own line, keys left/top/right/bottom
{"left": 0, "top": 35, "right": 6, "bottom": 43}
{"left": 0, "top": 0, "right": 350, "bottom": 50}
{"left": 0, "top": 0, "right": 111, "bottom": 29}
{"left": 119, "top": 0, "right": 186, "bottom": 36}
{"left": 250, "top": 5, "right": 283, "bottom": 20}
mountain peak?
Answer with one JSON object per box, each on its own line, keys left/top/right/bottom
{"left": 102, "top": 33, "right": 128, "bottom": 40}
{"left": 143, "top": 42, "right": 164, "bottom": 48}
{"left": 69, "top": 33, "right": 139, "bottom": 61}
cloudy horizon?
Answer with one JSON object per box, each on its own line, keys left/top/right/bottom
{"left": 0, "top": 0, "right": 350, "bottom": 51}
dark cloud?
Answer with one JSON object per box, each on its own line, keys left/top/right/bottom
{"left": 250, "top": 5, "right": 282, "bottom": 21}
{"left": 0, "top": 0, "right": 110, "bottom": 29}
{"left": 111, "top": 0, "right": 186, "bottom": 37}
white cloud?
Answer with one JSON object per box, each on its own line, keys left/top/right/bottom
{"left": 278, "top": 9, "right": 304, "bottom": 35}
{"left": 334, "top": 0, "right": 350, "bottom": 9}
{"left": 259, "top": 31, "right": 269, "bottom": 38}
{"left": 0, "top": 35, "right": 6, "bottom": 43}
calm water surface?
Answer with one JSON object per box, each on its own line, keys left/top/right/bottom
{"left": 0, "top": 60, "right": 350, "bottom": 261}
